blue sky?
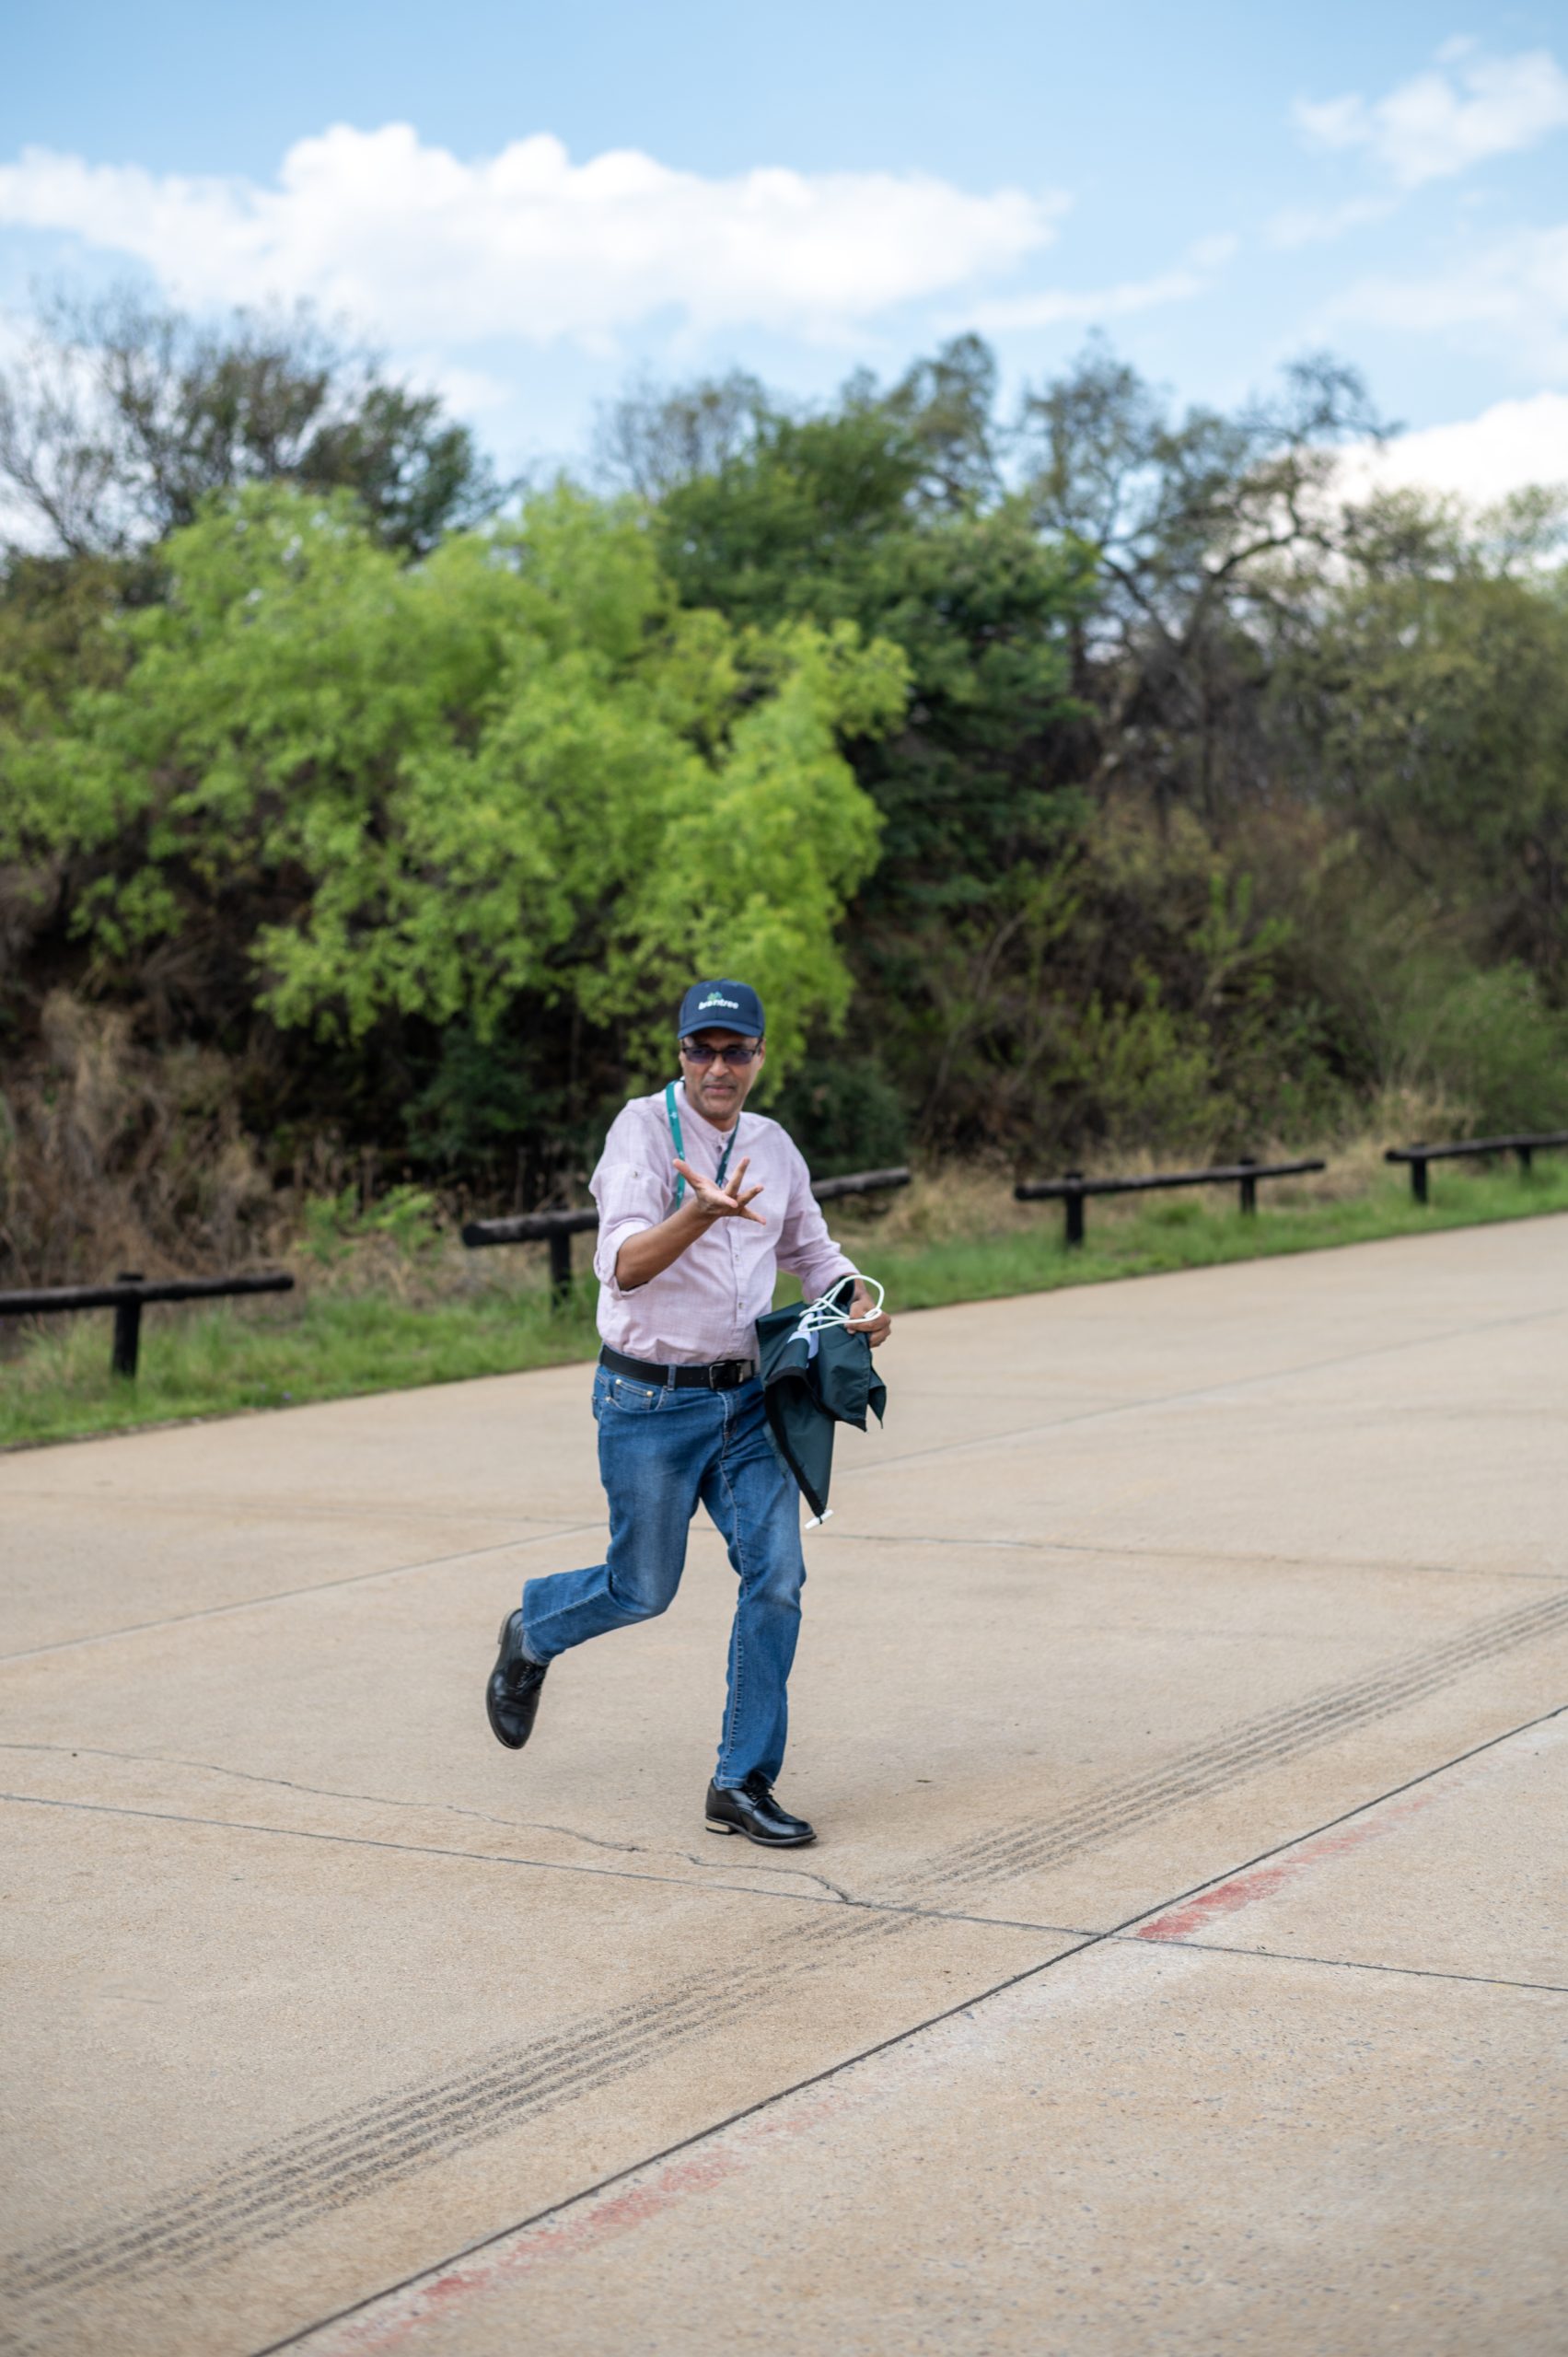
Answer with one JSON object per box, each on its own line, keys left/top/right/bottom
{"left": 4, "top": 1, "right": 1567, "bottom": 495}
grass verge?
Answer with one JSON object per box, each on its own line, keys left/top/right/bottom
{"left": 4, "top": 1159, "right": 1566, "bottom": 1450}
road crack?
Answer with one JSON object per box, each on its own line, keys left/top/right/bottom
{"left": 0, "top": 1742, "right": 659, "bottom": 1860}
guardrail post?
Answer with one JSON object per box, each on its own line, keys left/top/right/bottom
{"left": 110, "top": 1273, "right": 144, "bottom": 1378}
{"left": 1237, "top": 1157, "right": 1258, "bottom": 1216}
{"left": 1388, "top": 1131, "right": 1566, "bottom": 1200}
{"left": 1063, "top": 1174, "right": 1086, "bottom": 1249}
{"left": 548, "top": 1229, "right": 574, "bottom": 1306}
{"left": 1, "top": 1271, "right": 294, "bottom": 1375}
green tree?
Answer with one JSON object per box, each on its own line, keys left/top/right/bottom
{"left": 0, "top": 290, "right": 501, "bottom": 560}
{"left": 2, "top": 483, "right": 908, "bottom": 1094}
{"left": 1277, "top": 493, "right": 1568, "bottom": 993}
{"left": 1018, "top": 336, "right": 1386, "bottom": 820}
{"left": 607, "top": 347, "right": 1092, "bottom": 1144}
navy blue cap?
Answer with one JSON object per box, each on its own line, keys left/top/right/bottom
{"left": 678, "top": 979, "right": 765, "bottom": 1039}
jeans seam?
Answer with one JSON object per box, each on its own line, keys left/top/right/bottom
{"left": 715, "top": 1420, "right": 748, "bottom": 1782}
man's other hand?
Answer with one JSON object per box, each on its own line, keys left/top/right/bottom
{"left": 846, "top": 1283, "right": 891, "bottom": 1347}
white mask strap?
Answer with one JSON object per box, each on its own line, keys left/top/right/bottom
{"left": 793, "top": 1275, "right": 883, "bottom": 1340}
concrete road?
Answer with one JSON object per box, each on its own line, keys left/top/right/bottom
{"left": 1, "top": 1218, "right": 1564, "bottom": 2355}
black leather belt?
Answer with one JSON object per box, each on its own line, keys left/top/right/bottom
{"left": 599, "top": 1344, "right": 756, "bottom": 1390}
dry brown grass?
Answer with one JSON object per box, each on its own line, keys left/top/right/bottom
{"left": 826, "top": 1086, "right": 1463, "bottom": 1254}
{"left": 1, "top": 995, "right": 285, "bottom": 1284}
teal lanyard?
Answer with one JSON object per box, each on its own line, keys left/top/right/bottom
{"left": 666, "top": 1081, "right": 738, "bottom": 1209}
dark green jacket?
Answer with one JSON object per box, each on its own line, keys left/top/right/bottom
{"left": 755, "top": 1281, "right": 887, "bottom": 1522}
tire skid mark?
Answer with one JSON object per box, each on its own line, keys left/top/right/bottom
{"left": 2, "top": 1910, "right": 902, "bottom": 2301}
{"left": 270, "top": 2087, "right": 854, "bottom": 2357}
{"left": 6, "top": 1586, "right": 1564, "bottom": 2306}
{"left": 902, "top": 1587, "right": 1568, "bottom": 1897}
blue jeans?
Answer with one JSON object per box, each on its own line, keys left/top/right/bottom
{"left": 520, "top": 1365, "right": 806, "bottom": 1790}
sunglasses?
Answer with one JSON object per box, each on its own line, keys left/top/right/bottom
{"left": 680, "top": 1039, "right": 762, "bottom": 1068}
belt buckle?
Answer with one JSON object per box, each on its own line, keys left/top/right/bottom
{"left": 709, "top": 1359, "right": 738, "bottom": 1389}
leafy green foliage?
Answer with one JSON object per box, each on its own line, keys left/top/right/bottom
{"left": 1280, "top": 549, "right": 1568, "bottom": 991}
{"left": 3, "top": 484, "right": 906, "bottom": 1087}
{"left": 766, "top": 1053, "right": 910, "bottom": 1177}
{"left": 4, "top": 314, "right": 1568, "bottom": 1285}
{"left": 617, "top": 350, "right": 1095, "bottom": 1135}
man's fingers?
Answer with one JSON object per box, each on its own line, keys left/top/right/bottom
{"left": 726, "top": 1155, "right": 751, "bottom": 1194}
{"left": 675, "top": 1153, "right": 766, "bottom": 1222}
{"left": 846, "top": 1287, "right": 892, "bottom": 1346}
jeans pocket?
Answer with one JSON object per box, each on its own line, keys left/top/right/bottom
{"left": 604, "top": 1374, "right": 661, "bottom": 1414}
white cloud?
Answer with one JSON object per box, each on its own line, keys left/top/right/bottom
{"left": 1295, "top": 42, "right": 1568, "bottom": 188}
{"left": 963, "top": 236, "right": 1235, "bottom": 334}
{"left": 1265, "top": 195, "right": 1395, "bottom": 250}
{"left": 1338, "top": 221, "right": 1568, "bottom": 379}
{"left": 0, "top": 126, "right": 1063, "bottom": 350}
{"left": 403, "top": 357, "right": 514, "bottom": 416}
{"left": 966, "top": 267, "right": 1201, "bottom": 334}
{"left": 1336, "top": 391, "right": 1568, "bottom": 507}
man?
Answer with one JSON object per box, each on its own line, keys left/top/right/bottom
{"left": 486, "top": 979, "right": 891, "bottom": 1848}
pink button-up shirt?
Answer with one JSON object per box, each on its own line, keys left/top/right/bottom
{"left": 591, "top": 1081, "right": 859, "bottom": 1364}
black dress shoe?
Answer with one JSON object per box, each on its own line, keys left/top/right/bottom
{"left": 486, "top": 1610, "right": 548, "bottom": 1750}
{"left": 705, "top": 1771, "right": 816, "bottom": 1847}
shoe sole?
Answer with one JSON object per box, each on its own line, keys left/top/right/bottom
{"left": 704, "top": 1818, "right": 817, "bottom": 1847}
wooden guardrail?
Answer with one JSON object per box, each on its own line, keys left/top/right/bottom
{"left": 0, "top": 1271, "right": 295, "bottom": 1378}
{"left": 463, "top": 1167, "right": 912, "bottom": 1303}
{"left": 1015, "top": 1157, "right": 1327, "bottom": 1249}
{"left": 1384, "top": 1132, "right": 1568, "bottom": 1205}
{"left": 9, "top": 1128, "right": 1560, "bottom": 1382}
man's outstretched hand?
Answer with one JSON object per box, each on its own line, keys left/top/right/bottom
{"left": 614, "top": 1156, "right": 769, "bottom": 1289}
{"left": 672, "top": 1155, "right": 767, "bottom": 1226}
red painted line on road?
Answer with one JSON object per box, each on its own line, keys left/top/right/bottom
{"left": 298, "top": 2089, "right": 844, "bottom": 2353}
{"left": 1132, "top": 1706, "right": 1556, "bottom": 1942}
{"left": 1133, "top": 1786, "right": 1443, "bottom": 1941}
{"left": 1136, "top": 1699, "right": 1559, "bottom": 1944}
